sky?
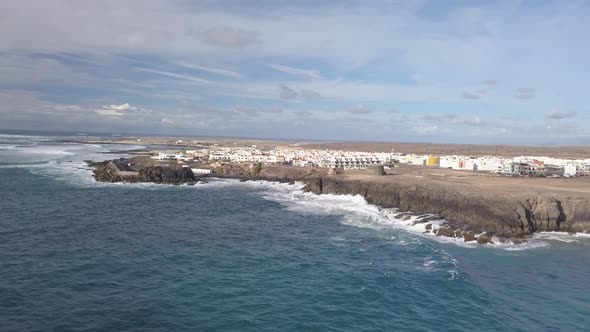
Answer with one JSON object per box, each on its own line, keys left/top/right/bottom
{"left": 0, "top": 0, "right": 589, "bottom": 145}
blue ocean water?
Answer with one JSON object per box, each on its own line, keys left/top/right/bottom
{"left": 1, "top": 133, "right": 590, "bottom": 331}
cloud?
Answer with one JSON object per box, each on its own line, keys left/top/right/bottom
{"left": 347, "top": 105, "right": 371, "bottom": 114}
{"left": 1, "top": 2, "right": 590, "bottom": 143}
{"left": 451, "top": 116, "right": 493, "bottom": 127}
{"left": 269, "top": 64, "right": 321, "bottom": 80}
{"left": 175, "top": 61, "right": 241, "bottom": 78}
{"left": 278, "top": 84, "right": 321, "bottom": 100}
{"left": 513, "top": 87, "right": 535, "bottom": 100}
{"left": 199, "top": 26, "right": 261, "bottom": 48}
{"left": 461, "top": 91, "right": 480, "bottom": 100}
{"left": 413, "top": 124, "right": 438, "bottom": 135}
{"left": 0, "top": 54, "right": 94, "bottom": 84}
{"left": 421, "top": 113, "right": 501, "bottom": 129}
{"left": 300, "top": 89, "right": 321, "bottom": 100}
{"left": 235, "top": 106, "right": 283, "bottom": 117}
{"left": 422, "top": 114, "right": 450, "bottom": 122}
{"left": 278, "top": 84, "right": 299, "bottom": 99}
{"left": 95, "top": 103, "right": 150, "bottom": 117}
{"left": 545, "top": 110, "right": 576, "bottom": 120}
{"left": 136, "top": 67, "right": 214, "bottom": 85}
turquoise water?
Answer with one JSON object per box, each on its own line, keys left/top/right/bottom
{"left": 1, "top": 134, "right": 590, "bottom": 331}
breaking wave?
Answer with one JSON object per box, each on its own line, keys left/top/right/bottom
{"left": 236, "top": 180, "right": 584, "bottom": 251}
{"left": 5, "top": 134, "right": 588, "bottom": 252}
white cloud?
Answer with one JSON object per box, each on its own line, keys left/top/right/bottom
{"left": 95, "top": 103, "right": 151, "bottom": 117}
{"left": 347, "top": 105, "right": 371, "bottom": 114}
{"left": 135, "top": 68, "right": 214, "bottom": 85}
{"left": 277, "top": 84, "right": 322, "bottom": 101}
{"left": 0, "top": 1, "right": 589, "bottom": 143}
{"left": 413, "top": 124, "right": 438, "bottom": 135}
{"left": 513, "top": 88, "right": 535, "bottom": 100}
{"left": 175, "top": 61, "right": 241, "bottom": 78}
{"left": 0, "top": 54, "right": 93, "bottom": 84}
{"left": 198, "top": 26, "right": 261, "bottom": 48}
{"left": 269, "top": 64, "right": 321, "bottom": 80}
{"left": 300, "top": 89, "right": 321, "bottom": 100}
{"left": 461, "top": 91, "right": 481, "bottom": 100}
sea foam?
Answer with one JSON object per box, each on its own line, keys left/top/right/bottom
{"left": 242, "top": 179, "right": 583, "bottom": 251}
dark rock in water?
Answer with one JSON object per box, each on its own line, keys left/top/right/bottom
{"left": 302, "top": 176, "right": 590, "bottom": 241}
{"left": 138, "top": 166, "right": 195, "bottom": 184}
{"left": 477, "top": 234, "right": 494, "bottom": 245}
{"left": 85, "top": 160, "right": 107, "bottom": 168}
{"left": 88, "top": 158, "right": 590, "bottom": 244}
{"left": 90, "top": 158, "right": 195, "bottom": 184}
{"left": 463, "top": 232, "right": 477, "bottom": 242}
{"left": 436, "top": 228, "right": 455, "bottom": 238}
{"left": 425, "top": 223, "right": 432, "bottom": 230}
{"left": 416, "top": 216, "right": 440, "bottom": 223}
{"left": 413, "top": 215, "right": 436, "bottom": 224}
{"left": 92, "top": 161, "right": 126, "bottom": 183}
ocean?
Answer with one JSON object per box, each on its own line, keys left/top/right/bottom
{"left": 1, "top": 132, "right": 590, "bottom": 331}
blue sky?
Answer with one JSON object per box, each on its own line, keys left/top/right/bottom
{"left": 0, "top": 0, "right": 589, "bottom": 144}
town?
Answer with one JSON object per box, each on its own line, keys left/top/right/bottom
{"left": 153, "top": 144, "right": 590, "bottom": 178}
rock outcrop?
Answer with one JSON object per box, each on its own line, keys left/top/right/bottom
{"left": 91, "top": 159, "right": 195, "bottom": 184}
{"left": 302, "top": 177, "right": 590, "bottom": 239}
{"left": 137, "top": 166, "right": 195, "bottom": 184}
{"left": 212, "top": 163, "right": 326, "bottom": 183}
{"left": 89, "top": 158, "right": 590, "bottom": 241}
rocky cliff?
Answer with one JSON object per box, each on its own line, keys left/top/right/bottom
{"left": 212, "top": 163, "right": 326, "bottom": 183}
{"left": 303, "top": 177, "right": 590, "bottom": 241}
{"left": 89, "top": 158, "right": 590, "bottom": 242}
{"left": 90, "top": 160, "right": 196, "bottom": 184}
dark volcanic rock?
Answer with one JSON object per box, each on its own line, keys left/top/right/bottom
{"left": 92, "top": 161, "right": 129, "bottom": 183}
{"left": 91, "top": 158, "right": 195, "bottom": 184}
{"left": 477, "top": 234, "right": 494, "bottom": 245}
{"left": 436, "top": 228, "right": 455, "bottom": 238}
{"left": 463, "top": 232, "right": 477, "bottom": 242}
{"left": 302, "top": 176, "right": 590, "bottom": 239}
{"left": 90, "top": 159, "right": 590, "bottom": 243}
{"left": 138, "top": 166, "right": 195, "bottom": 184}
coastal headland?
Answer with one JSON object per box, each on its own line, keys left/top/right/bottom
{"left": 89, "top": 153, "right": 590, "bottom": 245}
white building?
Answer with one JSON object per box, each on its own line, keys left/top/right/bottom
{"left": 155, "top": 153, "right": 192, "bottom": 161}
{"left": 191, "top": 168, "right": 212, "bottom": 174}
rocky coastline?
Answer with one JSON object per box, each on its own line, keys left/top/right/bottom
{"left": 88, "top": 159, "right": 197, "bottom": 184}
{"left": 301, "top": 177, "right": 590, "bottom": 244}
{"left": 89, "top": 158, "right": 590, "bottom": 245}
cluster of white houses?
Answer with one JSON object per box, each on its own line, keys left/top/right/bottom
{"left": 154, "top": 147, "right": 590, "bottom": 178}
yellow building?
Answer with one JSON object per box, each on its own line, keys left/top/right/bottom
{"left": 427, "top": 155, "right": 440, "bottom": 167}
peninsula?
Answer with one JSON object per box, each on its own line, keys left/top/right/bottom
{"left": 89, "top": 150, "right": 590, "bottom": 245}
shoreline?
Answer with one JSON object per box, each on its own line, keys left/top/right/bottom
{"left": 88, "top": 158, "right": 590, "bottom": 245}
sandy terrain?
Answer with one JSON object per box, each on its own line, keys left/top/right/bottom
{"left": 343, "top": 165, "right": 590, "bottom": 197}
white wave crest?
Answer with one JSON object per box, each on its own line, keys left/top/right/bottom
{"left": 250, "top": 181, "right": 565, "bottom": 251}
{"left": 533, "top": 232, "right": 590, "bottom": 244}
